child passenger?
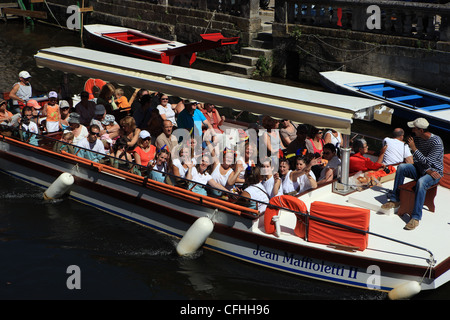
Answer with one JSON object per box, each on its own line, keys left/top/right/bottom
{"left": 43, "top": 91, "right": 60, "bottom": 133}
{"left": 239, "top": 165, "right": 270, "bottom": 213}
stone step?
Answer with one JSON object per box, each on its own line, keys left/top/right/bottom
{"left": 231, "top": 54, "right": 259, "bottom": 66}
{"left": 251, "top": 38, "right": 273, "bottom": 49}
{"left": 241, "top": 47, "right": 273, "bottom": 60}
{"left": 224, "top": 62, "right": 256, "bottom": 77}
{"left": 220, "top": 70, "right": 252, "bottom": 79}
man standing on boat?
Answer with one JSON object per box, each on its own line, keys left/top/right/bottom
{"left": 382, "top": 118, "right": 444, "bottom": 230}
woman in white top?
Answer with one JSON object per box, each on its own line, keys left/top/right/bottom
{"left": 186, "top": 155, "right": 230, "bottom": 196}
{"left": 235, "top": 142, "right": 256, "bottom": 187}
{"left": 295, "top": 155, "right": 317, "bottom": 194}
{"left": 240, "top": 165, "right": 270, "bottom": 213}
{"left": 156, "top": 94, "right": 177, "bottom": 127}
{"left": 260, "top": 157, "right": 283, "bottom": 198}
{"left": 324, "top": 129, "right": 342, "bottom": 154}
{"left": 280, "top": 156, "right": 318, "bottom": 195}
{"left": 172, "top": 145, "right": 197, "bottom": 179}
{"left": 210, "top": 148, "right": 242, "bottom": 196}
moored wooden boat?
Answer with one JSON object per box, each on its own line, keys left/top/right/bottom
{"left": 1, "top": 47, "right": 449, "bottom": 299}
{"left": 319, "top": 71, "right": 450, "bottom": 133}
{"left": 83, "top": 24, "right": 239, "bottom": 67}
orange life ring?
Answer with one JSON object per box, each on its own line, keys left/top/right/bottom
{"left": 84, "top": 78, "right": 106, "bottom": 100}
{"left": 264, "top": 195, "right": 308, "bottom": 238}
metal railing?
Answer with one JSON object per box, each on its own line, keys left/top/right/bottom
{"left": 275, "top": 0, "right": 450, "bottom": 41}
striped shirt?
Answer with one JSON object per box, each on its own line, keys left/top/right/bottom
{"left": 413, "top": 133, "right": 444, "bottom": 176}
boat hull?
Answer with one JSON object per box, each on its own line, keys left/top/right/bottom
{"left": 320, "top": 71, "right": 450, "bottom": 133}
{"left": 1, "top": 137, "right": 448, "bottom": 294}
{"left": 83, "top": 25, "right": 195, "bottom": 66}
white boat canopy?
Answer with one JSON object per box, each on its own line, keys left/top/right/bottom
{"left": 35, "top": 46, "right": 386, "bottom": 135}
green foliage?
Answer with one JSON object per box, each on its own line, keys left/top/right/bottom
{"left": 253, "top": 55, "right": 272, "bottom": 78}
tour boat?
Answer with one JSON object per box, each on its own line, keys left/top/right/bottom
{"left": 1, "top": 46, "right": 449, "bottom": 299}
{"left": 83, "top": 24, "right": 239, "bottom": 67}
{"left": 319, "top": 70, "right": 450, "bottom": 133}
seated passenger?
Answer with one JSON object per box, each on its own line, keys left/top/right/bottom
{"left": 0, "top": 98, "right": 13, "bottom": 125}
{"left": 295, "top": 154, "right": 317, "bottom": 193}
{"left": 148, "top": 148, "right": 171, "bottom": 183}
{"left": 114, "top": 88, "right": 131, "bottom": 114}
{"left": 280, "top": 155, "right": 319, "bottom": 195}
{"left": 210, "top": 148, "right": 242, "bottom": 197}
{"left": 201, "top": 103, "right": 224, "bottom": 135}
{"left": 185, "top": 154, "right": 230, "bottom": 196}
{"left": 239, "top": 165, "right": 270, "bottom": 213}
{"left": 76, "top": 124, "right": 106, "bottom": 162}
{"left": 349, "top": 138, "right": 385, "bottom": 173}
{"left": 59, "top": 100, "right": 71, "bottom": 131}
{"left": 53, "top": 131, "right": 75, "bottom": 154}
{"left": 156, "top": 94, "right": 177, "bottom": 127}
{"left": 305, "top": 126, "right": 324, "bottom": 157}
{"left": 381, "top": 128, "right": 413, "bottom": 165}
{"left": 261, "top": 116, "right": 285, "bottom": 158}
{"left": 279, "top": 119, "right": 297, "bottom": 147}
{"left": 65, "top": 112, "right": 89, "bottom": 145}
{"left": 323, "top": 128, "right": 342, "bottom": 156}
{"left": 133, "top": 130, "right": 156, "bottom": 167}
{"left": 119, "top": 116, "right": 141, "bottom": 150}
{"left": 110, "top": 137, "right": 134, "bottom": 170}
{"left": 101, "top": 114, "right": 120, "bottom": 140}
{"left": 172, "top": 144, "right": 196, "bottom": 179}
{"left": 18, "top": 106, "right": 39, "bottom": 146}
{"left": 155, "top": 120, "right": 178, "bottom": 153}
{"left": 261, "top": 157, "right": 283, "bottom": 198}
{"left": 235, "top": 142, "right": 257, "bottom": 187}
{"left": 317, "top": 143, "right": 341, "bottom": 185}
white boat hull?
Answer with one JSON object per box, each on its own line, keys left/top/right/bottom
{"left": 1, "top": 138, "right": 448, "bottom": 294}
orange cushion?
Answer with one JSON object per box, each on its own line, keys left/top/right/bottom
{"left": 308, "top": 201, "right": 370, "bottom": 251}
{"left": 439, "top": 154, "right": 450, "bottom": 189}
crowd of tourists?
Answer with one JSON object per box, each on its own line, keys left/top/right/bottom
{"left": 1, "top": 71, "right": 444, "bottom": 226}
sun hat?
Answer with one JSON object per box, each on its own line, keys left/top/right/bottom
{"left": 139, "top": 130, "right": 151, "bottom": 139}
{"left": 95, "top": 104, "right": 106, "bottom": 115}
{"left": 26, "top": 99, "right": 41, "bottom": 109}
{"left": 19, "top": 71, "right": 31, "bottom": 79}
{"left": 407, "top": 118, "right": 429, "bottom": 129}
{"left": 59, "top": 100, "right": 70, "bottom": 109}
{"left": 101, "top": 114, "right": 115, "bottom": 125}
{"left": 68, "top": 112, "right": 81, "bottom": 124}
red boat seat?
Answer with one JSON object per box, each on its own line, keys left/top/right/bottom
{"left": 308, "top": 201, "right": 370, "bottom": 251}
{"left": 440, "top": 154, "right": 450, "bottom": 189}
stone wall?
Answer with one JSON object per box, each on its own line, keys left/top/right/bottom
{"left": 44, "top": 0, "right": 261, "bottom": 46}
{"left": 271, "top": 0, "right": 450, "bottom": 94}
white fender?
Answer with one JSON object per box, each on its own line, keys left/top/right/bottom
{"left": 43, "top": 172, "right": 74, "bottom": 200}
{"left": 176, "top": 217, "right": 214, "bottom": 256}
{"left": 388, "top": 281, "right": 421, "bottom": 300}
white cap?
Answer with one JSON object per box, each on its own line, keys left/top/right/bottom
{"left": 19, "top": 71, "right": 31, "bottom": 79}
{"left": 49, "top": 91, "right": 58, "bottom": 99}
{"left": 139, "top": 130, "right": 151, "bottom": 139}
{"left": 407, "top": 117, "right": 429, "bottom": 129}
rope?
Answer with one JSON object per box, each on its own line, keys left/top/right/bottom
{"left": 43, "top": 0, "right": 62, "bottom": 28}
{"left": 204, "top": 10, "right": 216, "bottom": 33}
{"left": 419, "top": 255, "right": 436, "bottom": 284}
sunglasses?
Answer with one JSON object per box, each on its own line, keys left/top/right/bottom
{"left": 90, "top": 131, "right": 100, "bottom": 136}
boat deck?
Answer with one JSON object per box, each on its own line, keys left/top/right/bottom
{"left": 251, "top": 177, "right": 450, "bottom": 277}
